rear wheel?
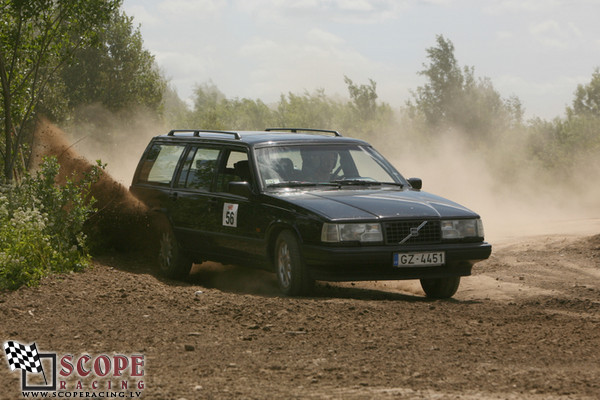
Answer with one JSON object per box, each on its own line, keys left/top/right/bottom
{"left": 156, "top": 218, "right": 192, "bottom": 279}
{"left": 420, "top": 276, "right": 461, "bottom": 299}
{"left": 275, "top": 230, "right": 314, "bottom": 296}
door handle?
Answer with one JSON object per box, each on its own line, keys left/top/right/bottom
{"left": 207, "top": 197, "right": 218, "bottom": 211}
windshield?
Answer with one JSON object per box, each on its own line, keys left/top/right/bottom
{"left": 255, "top": 144, "right": 405, "bottom": 189}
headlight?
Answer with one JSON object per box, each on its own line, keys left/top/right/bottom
{"left": 321, "top": 223, "right": 383, "bottom": 243}
{"left": 441, "top": 219, "right": 484, "bottom": 239}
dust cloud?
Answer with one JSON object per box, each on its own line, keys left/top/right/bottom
{"left": 32, "top": 117, "right": 152, "bottom": 252}
{"left": 376, "top": 128, "right": 600, "bottom": 243}
{"left": 59, "top": 103, "right": 166, "bottom": 185}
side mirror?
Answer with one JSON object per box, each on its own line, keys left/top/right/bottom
{"left": 228, "top": 181, "right": 253, "bottom": 197}
{"left": 407, "top": 177, "right": 422, "bottom": 190}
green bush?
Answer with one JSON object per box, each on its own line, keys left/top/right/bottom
{"left": 0, "top": 157, "right": 103, "bottom": 290}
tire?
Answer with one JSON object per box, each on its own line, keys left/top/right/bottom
{"left": 156, "top": 219, "right": 192, "bottom": 279}
{"left": 420, "top": 276, "right": 461, "bottom": 299}
{"left": 274, "top": 230, "right": 314, "bottom": 296}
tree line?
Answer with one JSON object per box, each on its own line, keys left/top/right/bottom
{"left": 1, "top": 2, "right": 599, "bottom": 186}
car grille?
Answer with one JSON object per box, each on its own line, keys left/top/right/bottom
{"left": 384, "top": 220, "right": 441, "bottom": 245}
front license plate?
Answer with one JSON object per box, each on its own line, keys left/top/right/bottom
{"left": 393, "top": 252, "right": 445, "bottom": 267}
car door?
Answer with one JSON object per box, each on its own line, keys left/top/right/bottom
{"left": 208, "top": 148, "right": 266, "bottom": 264}
{"left": 169, "top": 145, "right": 222, "bottom": 258}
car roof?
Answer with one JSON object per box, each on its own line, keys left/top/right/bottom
{"left": 153, "top": 129, "right": 370, "bottom": 147}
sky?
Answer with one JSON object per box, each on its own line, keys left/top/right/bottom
{"left": 122, "top": 0, "right": 600, "bottom": 120}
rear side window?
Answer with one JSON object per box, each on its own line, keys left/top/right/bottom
{"left": 177, "top": 147, "right": 221, "bottom": 190}
{"left": 137, "top": 143, "right": 185, "bottom": 185}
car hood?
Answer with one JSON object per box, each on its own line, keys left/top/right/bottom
{"left": 269, "top": 188, "right": 479, "bottom": 221}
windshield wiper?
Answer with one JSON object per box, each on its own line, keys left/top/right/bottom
{"left": 266, "top": 181, "right": 337, "bottom": 188}
{"left": 267, "top": 180, "right": 404, "bottom": 189}
{"left": 330, "top": 180, "right": 404, "bottom": 188}
{"left": 330, "top": 179, "right": 381, "bottom": 186}
{"left": 380, "top": 182, "right": 404, "bottom": 188}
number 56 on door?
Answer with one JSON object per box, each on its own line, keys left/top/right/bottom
{"left": 223, "top": 203, "right": 239, "bottom": 227}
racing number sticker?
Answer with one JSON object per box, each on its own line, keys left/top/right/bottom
{"left": 223, "top": 203, "right": 238, "bottom": 227}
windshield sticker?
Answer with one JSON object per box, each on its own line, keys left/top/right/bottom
{"left": 223, "top": 203, "right": 239, "bottom": 227}
{"left": 265, "top": 179, "right": 280, "bottom": 185}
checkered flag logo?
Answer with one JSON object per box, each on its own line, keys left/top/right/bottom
{"left": 3, "top": 341, "right": 44, "bottom": 374}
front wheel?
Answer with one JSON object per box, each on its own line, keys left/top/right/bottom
{"left": 274, "top": 231, "right": 314, "bottom": 296}
{"left": 420, "top": 276, "right": 461, "bottom": 299}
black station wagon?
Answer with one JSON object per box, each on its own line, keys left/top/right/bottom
{"left": 130, "top": 128, "right": 492, "bottom": 298}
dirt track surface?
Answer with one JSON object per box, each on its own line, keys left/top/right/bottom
{"left": 1, "top": 232, "right": 600, "bottom": 399}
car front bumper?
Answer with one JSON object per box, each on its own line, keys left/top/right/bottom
{"left": 302, "top": 242, "right": 492, "bottom": 281}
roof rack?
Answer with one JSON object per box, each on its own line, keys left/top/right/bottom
{"left": 265, "top": 128, "right": 342, "bottom": 137}
{"left": 167, "top": 129, "right": 241, "bottom": 140}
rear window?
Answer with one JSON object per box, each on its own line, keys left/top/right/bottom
{"left": 137, "top": 143, "right": 185, "bottom": 185}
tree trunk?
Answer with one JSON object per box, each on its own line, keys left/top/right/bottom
{"left": 0, "top": 55, "right": 15, "bottom": 183}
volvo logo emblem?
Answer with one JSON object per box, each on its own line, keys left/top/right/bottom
{"left": 399, "top": 221, "right": 428, "bottom": 244}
